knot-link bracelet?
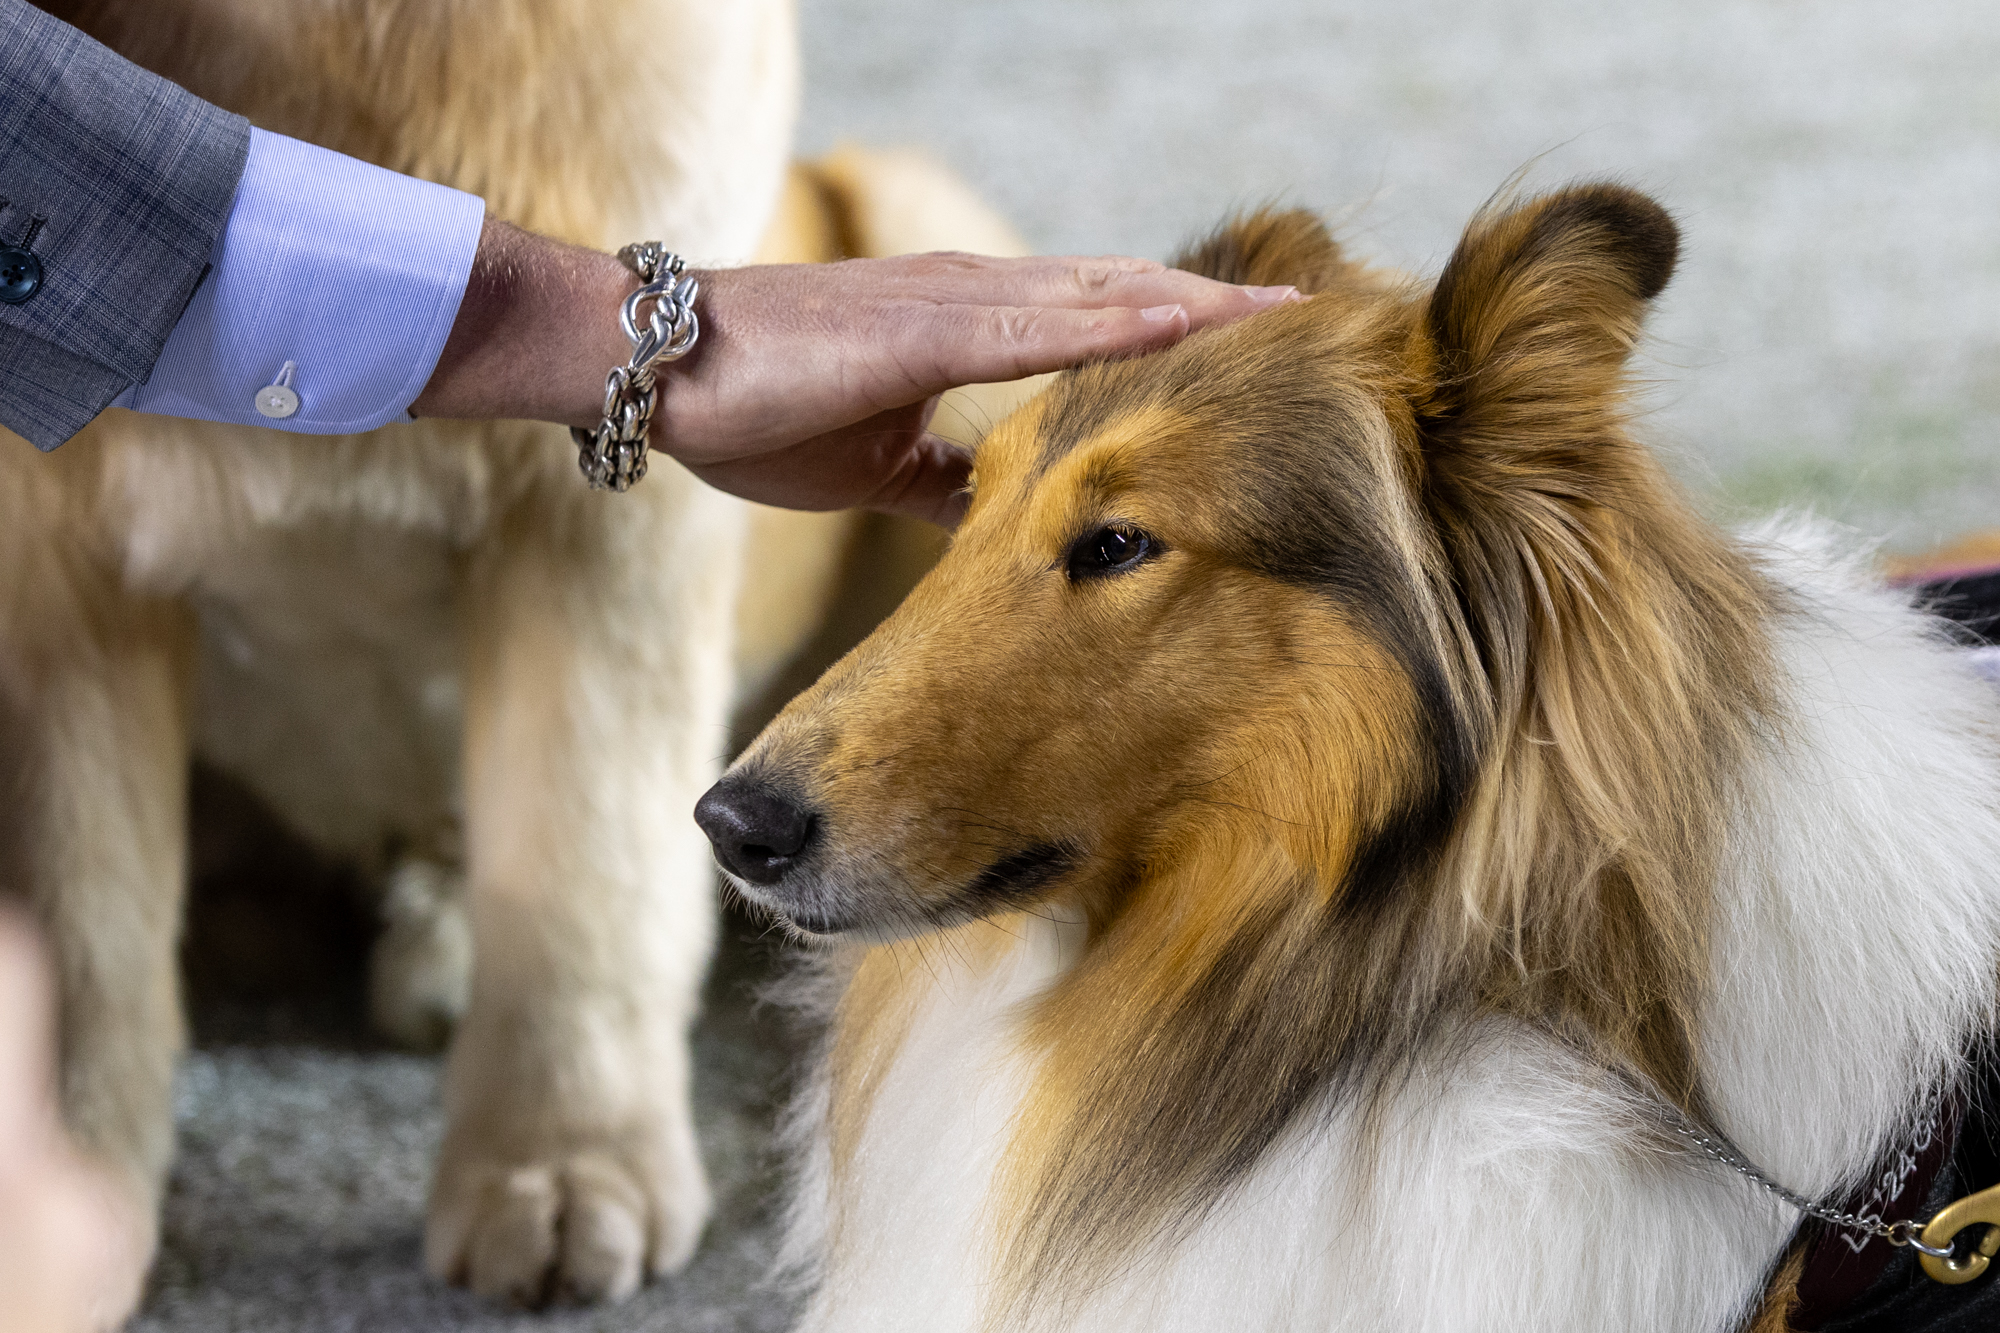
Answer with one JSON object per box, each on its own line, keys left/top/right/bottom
{"left": 572, "top": 242, "right": 700, "bottom": 491}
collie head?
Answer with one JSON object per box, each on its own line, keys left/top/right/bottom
{"left": 704, "top": 183, "right": 1778, "bottom": 1309}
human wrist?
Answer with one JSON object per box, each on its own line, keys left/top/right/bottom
{"left": 410, "top": 219, "right": 637, "bottom": 429}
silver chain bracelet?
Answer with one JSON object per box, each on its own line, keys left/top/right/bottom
{"left": 571, "top": 242, "right": 700, "bottom": 491}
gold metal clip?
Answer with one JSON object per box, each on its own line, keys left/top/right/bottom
{"left": 1919, "top": 1182, "right": 2000, "bottom": 1284}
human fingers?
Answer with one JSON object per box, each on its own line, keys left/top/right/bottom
{"left": 849, "top": 250, "right": 1261, "bottom": 308}
{"left": 679, "top": 399, "right": 972, "bottom": 522}
{"left": 656, "top": 287, "right": 1190, "bottom": 465}
{"left": 976, "top": 254, "right": 1297, "bottom": 329}
{"left": 858, "top": 430, "right": 975, "bottom": 527}
{"left": 653, "top": 259, "right": 1286, "bottom": 485}
{"left": 0, "top": 911, "right": 146, "bottom": 1333}
{"left": 897, "top": 301, "right": 1199, "bottom": 390}
{"left": 775, "top": 398, "right": 974, "bottom": 526}
{"left": 856, "top": 252, "right": 1295, "bottom": 330}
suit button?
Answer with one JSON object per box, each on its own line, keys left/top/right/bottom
{"left": 0, "top": 245, "right": 43, "bottom": 304}
{"left": 0, "top": 246, "right": 42, "bottom": 304}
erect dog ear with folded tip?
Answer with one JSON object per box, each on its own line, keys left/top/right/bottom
{"left": 1178, "top": 182, "right": 1677, "bottom": 426}
{"left": 1414, "top": 183, "right": 1679, "bottom": 505}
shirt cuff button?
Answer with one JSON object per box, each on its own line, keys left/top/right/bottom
{"left": 256, "top": 384, "right": 300, "bottom": 419}
{"left": 256, "top": 361, "right": 301, "bottom": 419}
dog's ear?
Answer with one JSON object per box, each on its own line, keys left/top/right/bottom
{"left": 1400, "top": 187, "right": 1764, "bottom": 1125}
{"left": 1415, "top": 183, "right": 1676, "bottom": 456}
{"left": 1172, "top": 208, "right": 1356, "bottom": 294}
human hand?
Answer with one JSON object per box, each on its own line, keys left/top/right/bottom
{"left": 655, "top": 254, "right": 1296, "bottom": 523}
{"left": 410, "top": 223, "right": 1295, "bottom": 523}
{"left": 0, "top": 910, "right": 147, "bottom": 1333}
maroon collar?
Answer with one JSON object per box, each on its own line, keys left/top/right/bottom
{"left": 1791, "top": 1097, "right": 1963, "bottom": 1329}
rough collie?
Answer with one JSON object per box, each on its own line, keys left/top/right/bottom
{"left": 701, "top": 184, "right": 2000, "bottom": 1330}
{"left": 2, "top": 0, "right": 1024, "bottom": 1316}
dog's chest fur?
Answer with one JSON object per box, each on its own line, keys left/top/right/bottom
{"left": 99, "top": 422, "right": 546, "bottom": 856}
{"left": 188, "top": 514, "right": 466, "bottom": 861}
{"left": 792, "top": 928, "right": 1780, "bottom": 1333}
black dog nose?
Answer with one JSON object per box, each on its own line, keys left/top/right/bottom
{"left": 694, "top": 778, "right": 815, "bottom": 886}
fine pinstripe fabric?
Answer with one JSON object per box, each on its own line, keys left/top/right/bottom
{"left": 112, "top": 128, "right": 485, "bottom": 435}
{"left": 0, "top": 0, "right": 250, "bottom": 450}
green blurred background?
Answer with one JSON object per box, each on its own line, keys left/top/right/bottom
{"left": 802, "top": 0, "right": 2000, "bottom": 553}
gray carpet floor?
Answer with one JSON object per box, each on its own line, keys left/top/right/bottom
{"left": 137, "top": 923, "right": 800, "bottom": 1333}
{"left": 136, "top": 0, "right": 2000, "bottom": 1329}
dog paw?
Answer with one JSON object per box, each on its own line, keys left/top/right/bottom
{"left": 368, "top": 859, "right": 471, "bottom": 1051}
{"left": 425, "top": 1136, "right": 710, "bottom": 1306}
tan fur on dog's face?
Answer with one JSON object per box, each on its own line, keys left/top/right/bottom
{"left": 728, "top": 285, "right": 1443, "bottom": 940}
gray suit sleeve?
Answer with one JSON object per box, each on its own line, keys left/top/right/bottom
{"left": 0, "top": 0, "right": 249, "bottom": 450}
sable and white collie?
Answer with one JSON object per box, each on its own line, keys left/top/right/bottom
{"left": 700, "top": 184, "right": 2000, "bottom": 1331}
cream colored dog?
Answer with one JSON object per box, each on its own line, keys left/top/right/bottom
{"left": 0, "top": 0, "right": 1024, "bottom": 1314}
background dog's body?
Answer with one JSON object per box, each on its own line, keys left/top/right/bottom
{"left": 721, "top": 193, "right": 2000, "bottom": 1331}
{"left": 0, "top": 0, "right": 1024, "bottom": 1312}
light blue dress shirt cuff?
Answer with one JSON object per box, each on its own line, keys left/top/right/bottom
{"left": 111, "top": 127, "right": 486, "bottom": 433}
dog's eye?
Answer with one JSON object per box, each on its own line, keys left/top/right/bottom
{"left": 1066, "top": 524, "right": 1159, "bottom": 580}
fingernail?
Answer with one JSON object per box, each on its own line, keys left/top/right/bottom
{"left": 1249, "top": 285, "right": 1302, "bottom": 303}
{"left": 1141, "top": 304, "right": 1185, "bottom": 322}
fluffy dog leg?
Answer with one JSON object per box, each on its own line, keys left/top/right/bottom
{"left": 0, "top": 537, "right": 191, "bottom": 1327}
{"left": 427, "top": 459, "right": 743, "bottom": 1306}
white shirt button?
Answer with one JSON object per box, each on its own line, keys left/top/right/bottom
{"left": 256, "top": 384, "right": 300, "bottom": 419}
{"left": 256, "top": 359, "right": 301, "bottom": 420}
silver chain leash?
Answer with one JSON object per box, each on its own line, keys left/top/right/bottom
{"left": 1668, "top": 1113, "right": 1959, "bottom": 1259}
{"left": 571, "top": 242, "right": 700, "bottom": 491}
